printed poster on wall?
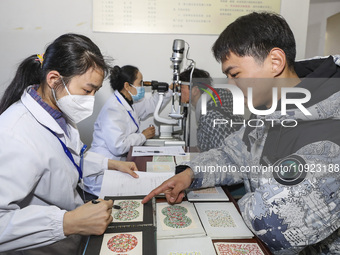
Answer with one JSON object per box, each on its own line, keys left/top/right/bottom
{"left": 93, "top": 0, "right": 281, "bottom": 34}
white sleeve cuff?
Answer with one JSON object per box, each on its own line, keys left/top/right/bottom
{"left": 50, "top": 209, "right": 67, "bottom": 241}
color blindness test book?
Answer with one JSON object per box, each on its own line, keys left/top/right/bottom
{"left": 84, "top": 225, "right": 156, "bottom": 255}
{"left": 104, "top": 195, "right": 155, "bottom": 228}
{"left": 194, "top": 202, "right": 254, "bottom": 239}
{"left": 214, "top": 241, "right": 265, "bottom": 255}
{"left": 83, "top": 196, "right": 156, "bottom": 255}
{"left": 158, "top": 236, "right": 216, "bottom": 255}
{"left": 156, "top": 201, "right": 206, "bottom": 240}
{"left": 186, "top": 186, "right": 229, "bottom": 202}
{"left": 146, "top": 161, "right": 176, "bottom": 173}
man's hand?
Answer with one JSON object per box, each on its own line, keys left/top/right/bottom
{"left": 108, "top": 160, "right": 139, "bottom": 178}
{"left": 142, "top": 168, "right": 193, "bottom": 204}
{"left": 63, "top": 199, "right": 113, "bottom": 236}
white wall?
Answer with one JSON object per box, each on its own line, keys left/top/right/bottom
{"left": 325, "top": 12, "right": 340, "bottom": 55}
{"left": 0, "top": 0, "right": 310, "bottom": 146}
{"left": 306, "top": 0, "right": 340, "bottom": 58}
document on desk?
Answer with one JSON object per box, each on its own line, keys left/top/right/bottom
{"left": 131, "top": 146, "right": 185, "bottom": 156}
{"left": 99, "top": 170, "right": 174, "bottom": 198}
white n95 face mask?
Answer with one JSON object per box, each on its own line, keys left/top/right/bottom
{"left": 52, "top": 78, "right": 95, "bottom": 123}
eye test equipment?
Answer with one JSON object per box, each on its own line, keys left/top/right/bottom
{"left": 144, "top": 39, "right": 195, "bottom": 149}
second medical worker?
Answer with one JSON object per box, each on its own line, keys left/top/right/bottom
{"left": 90, "top": 65, "right": 172, "bottom": 162}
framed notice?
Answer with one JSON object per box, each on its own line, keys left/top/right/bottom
{"left": 93, "top": 0, "right": 281, "bottom": 34}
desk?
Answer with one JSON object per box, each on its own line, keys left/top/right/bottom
{"left": 126, "top": 147, "right": 273, "bottom": 255}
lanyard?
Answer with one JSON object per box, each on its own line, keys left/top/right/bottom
{"left": 115, "top": 94, "right": 139, "bottom": 132}
{"left": 47, "top": 128, "right": 87, "bottom": 181}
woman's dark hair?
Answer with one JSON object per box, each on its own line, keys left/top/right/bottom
{"left": 212, "top": 12, "right": 296, "bottom": 70}
{"left": 0, "top": 33, "right": 109, "bottom": 114}
{"left": 109, "top": 65, "right": 139, "bottom": 91}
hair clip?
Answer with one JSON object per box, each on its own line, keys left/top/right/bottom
{"left": 36, "top": 54, "right": 44, "bottom": 67}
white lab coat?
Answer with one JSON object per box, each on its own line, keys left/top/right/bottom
{"left": 0, "top": 87, "right": 108, "bottom": 252}
{"left": 84, "top": 90, "right": 171, "bottom": 196}
{"left": 90, "top": 90, "right": 171, "bottom": 160}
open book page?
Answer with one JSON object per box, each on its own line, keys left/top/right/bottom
{"left": 214, "top": 242, "right": 265, "bottom": 255}
{"left": 146, "top": 162, "right": 176, "bottom": 173}
{"left": 99, "top": 170, "right": 174, "bottom": 198}
{"left": 186, "top": 186, "right": 229, "bottom": 202}
{"left": 194, "top": 202, "right": 254, "bottom": 239}
{"left": 158, "top": 236, "right": 216, "bottom": 255}
{"left": 156, "top": 201, "right": 206, "bottom": 239}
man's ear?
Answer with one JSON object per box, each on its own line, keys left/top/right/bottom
{"left": 269, "top": 47, "right": 286, "bottom": 77}
{"left": 192, "top": 86, "right": 201, "bottom": 96}
{"left": 46, "top": 70, "right": 61, "bottom": 89}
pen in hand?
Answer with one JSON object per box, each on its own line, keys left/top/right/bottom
{"left": 92, "top": 199, "right": 121, "bottom": 210}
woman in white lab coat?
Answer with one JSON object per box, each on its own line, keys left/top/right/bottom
{"left": 90, "top": 65, "right": 171, "bottom": 161}
{"left": 0, "top": 34, "right": 138, "bottom": 254}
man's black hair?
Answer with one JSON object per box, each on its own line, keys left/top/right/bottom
{"left": 212, "top": 12, "right": 296, "bottom": 70}
{"left": 179, "top": 68, "right": 212, "bottom": 93}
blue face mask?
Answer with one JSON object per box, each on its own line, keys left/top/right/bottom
{"left": 129, "top": 84, "right": 145, "bottom": 102}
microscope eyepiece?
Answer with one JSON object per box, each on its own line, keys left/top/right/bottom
{"left": 144, "top": 80, "right": 169, "bottom": 92}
